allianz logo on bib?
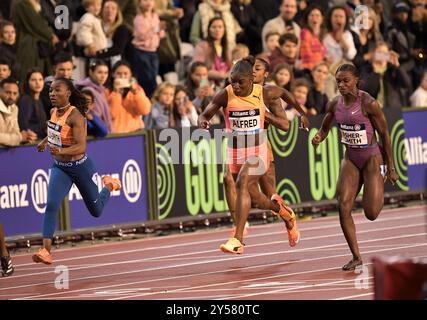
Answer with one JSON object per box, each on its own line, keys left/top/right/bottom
{"left": 405, "top": 137, "right": 427, "bottom": 165}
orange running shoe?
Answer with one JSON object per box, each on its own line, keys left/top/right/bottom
{"left": 102, "top": 176, "right": 121, "bottom": 191}
{"left": 230, "top": 222, "right": 249, "bottom": 238}
{"left": 220, "top": 238, "right": 244, "bottom": 254}
{"left": 271, "top": 194, "right": 301, "bottom": 247}
{"left": 32, "top": 248, "right": 53, "bottom": 265}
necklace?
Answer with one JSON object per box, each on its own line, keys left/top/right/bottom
{"left": 57, "top": 103, "right": 71, "bottom": 111}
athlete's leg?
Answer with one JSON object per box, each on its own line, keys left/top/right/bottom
{"left": 32, "top": 166, "right": 73, "bottom": 264}
{"left": 336, "top": 158, "right": 363, "bottom": 270}
{"left": 223, "top": 164, "right": 237, "bottom": 223}
{"left": 71, "top": 157, "right": 115, "bottom": 218}
{"left": 259, "top": 161, "right": 277, "bottom": 200}
{"left": 362, "top": 154, "right": 384, "bottom": 221}
{"left": 0, "top": 224, "right": 8, "bottom": 257}
{"left": 233, "top": 156, "right": 280, "bottom": 242}
{"left": 0, "top": 224, "right": 13, "bottom": 276}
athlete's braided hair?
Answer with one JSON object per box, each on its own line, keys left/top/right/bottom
{"left": 231, "top": 55, "right": 256, "bottom": 77}
{"left": 55, "top": 77, "right": 89, "bottom": 117}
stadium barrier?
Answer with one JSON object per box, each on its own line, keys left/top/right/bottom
{"left": 1, "top": 108, "right": 426, "bottom": 239}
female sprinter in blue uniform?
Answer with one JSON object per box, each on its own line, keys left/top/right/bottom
{"left": 33, "top": 78, "right": 121, "bottom": 264}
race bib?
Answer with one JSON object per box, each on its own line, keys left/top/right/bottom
{"left": 47, "top": 121, "right": 62, "bottom": 148}
{"left": 339, "top": 123, "right": 368, "bottom": 147}
{"left": 229, "top": 109, "right": 260, "bottom": 135}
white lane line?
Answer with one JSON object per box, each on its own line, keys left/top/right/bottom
{"left": 9, "top": 206, "right": 426, "bottom": 261}
{"left": 334, "top": 293, "right": 373, "bottom": 300}
{"left": 2, "top": 222, "right": 425, "bottom": 283}
{"left": 110, "top": 244, "right": 427, "bottom": 300}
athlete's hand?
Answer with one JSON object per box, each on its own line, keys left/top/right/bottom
{"left": 198, "top": 117, "right": 211, "bottom": 130}
{"left": 37, "top": 142, "right": 47, "bottom": 152}
{"left": 50, "top": 146, "right": 61, "bottom": 155}
{"left": 387, "top": 167, "right": 399, "bottom": 185}
{"left": 299, "top": 115, "right": 310, "bottom": 132}
{"left": 311, "top": 132, "right": 323, "bottom": 148}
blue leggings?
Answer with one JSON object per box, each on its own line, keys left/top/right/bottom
{"left": 43, "top": 155, "right": 110, "bottom": 239}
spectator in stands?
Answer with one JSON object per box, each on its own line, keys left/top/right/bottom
{"left": 0, "top": 21, "right": 20, "bottom": 79}
{"left": 261, "top": 0, "right": 301, "bottom": 51}
{"left": 117, "top": 0, "right": 139, "bottom": 32}
{"left": 269, "top": 33, "right": 303, "bottom": 77}
{"left": 40, "top": 0, "right": 74, "bottom": 54}
{"left": 323, "top": 5, "right": 357, "bottom": 68}
{"left": 107, "top": 60, "right": 151, "bottom": 133}
{"left": 250, "top": 0, "right": 279, "bottom": 30}
{"left": 299, "top": 4, "right": 327, "bottom": 71}
{"left": 0, "top": 78, "right": 37, "bottom": 147}
{"left": 18, "top": 68, "right": 47, "bottom": 139}
{"left": 270, "top": 63, "right": 293, "bottom": 91}
{"left": 190, "top": 0, "right": 241, "bottom": 51}
{"left": 306, "top": 61, "right": 329, "bottom": 115}
{"left": 145, "top": 81, "right": 175, "bottom": 129}
{"left": 81, "top": 89, "right": 108, "bottom": 137}
{"left": 184, "top": 61, "right": 215, "bottom": 114}
{"left": 11, "top": 0, "right": 58, "bottom": 79}
{"left": 285, "top": 78, "right": 310, "bottom": 120}
{"left": 232, "top": 43, "right": 250, "bottom": 64}
{"left": 231, "top": 0, "right": 263, "bottom": 54}
{"left": 352, "top": 7, "right": 383, "bottom": 70}
{"left": 410, "top": 71, "right": 427, "bottom": 107}
{"left": 40, "top": 52, "right": 74, "bottom": 116}
{"left": 155, "top": 0, "right": 184, "bottom": 77}
{"left": 258, "top": 31, "right": 280, "bottom": 61}
{"left": 173, "top": 85, "right": 199, "bottom": 127}
{"left": 387, "top": 2, "right": 416, "bottom": 87}
{"left": 179, "top": 0, "right": 203, "bottom": 43}
{"left": 0, "top": 59, "right": 12, "bottom": 82}
{"left": 192, "top": 17, "right": 232, "bottom": 86}
{"left": 360, "top": 42, "right": 412, "bottom": 109}
{"left": 132, "top": 0, "right": 165, "bottom": 98}
{"left": 77, "top": 59, "right": 112, "bottom": 132}
{"left": 76, "top": 0, "right": 108, "bottom": 58}
{"left": 408, "top": 0, "right": 426, "bottom": 88}
{"left": 97, "top": 0, "right": 131, "bottom": 67}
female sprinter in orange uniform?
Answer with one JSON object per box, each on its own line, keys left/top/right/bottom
{"left": 33, "top": 78, "right": 121, "bottom": 264}
{"left": 198, "top": 57, "right": 302, "bottom": 253}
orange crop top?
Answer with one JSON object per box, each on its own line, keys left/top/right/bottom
{"left": 47, "top": 106, "right": 76, "bottom": 148}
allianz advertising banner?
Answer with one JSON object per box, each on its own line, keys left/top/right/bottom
{"left": 0, "top": 136, "right": 149, "bottom": 236}
{"left": 402, "top": 109, "right": 427, "bottom": 191}
{"left": 154, "top": 109, "right": 406, "bottom": 219}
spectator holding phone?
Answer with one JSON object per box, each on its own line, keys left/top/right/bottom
{"left": 173, "top": 85, "right": 198, "bottom": 127}
{"left": 106, "top": 60, "right": 151, "bottom": 133}
{"left": 360, "top": 42, "right": 412, "bottom": 109}
{"left": 261, "top": 0, "right": 301, "bottom": 51}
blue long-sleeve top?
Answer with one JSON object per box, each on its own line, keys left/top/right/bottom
{"left": 87, "top": 113, "right": 108, "bottom": 138}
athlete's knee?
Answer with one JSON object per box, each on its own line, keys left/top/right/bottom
{"left": 235, "top": 173, "right": 250, "bottom": 190}
{"left": 337, "top": 195, "right": 354, "bottom": 213}
{"left": 364, "top": 207, "right": 381, "bottom": 221}
{"left": 88, "top": 205, "right": 103, "bottom": 218}
{"left": 223, "top": 170, "right": 234, "bottom": 189}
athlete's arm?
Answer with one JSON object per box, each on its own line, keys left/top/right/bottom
{"left": 263, "top": 87, "right": 289, "bottom": 131}
{"left": 197, "top": 89, "right": 227, "bottom": 129}
{"left": 311, "top": 97, "right": 338, "bottom": 148}
{"left": 364, "top": 98, "right": 399, "bottom": 184}
{"left": 37, "top": 136, "right": 48, "bottom": 152}
{"left": 264, "top": 84, "right": 310, "bottom": 130}
{"left": 51, "top": 110, "right": 87, "bottom": 156}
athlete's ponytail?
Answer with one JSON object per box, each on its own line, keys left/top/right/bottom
{"left": 55, "top": 78, "right": 89, "bottom": 117}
